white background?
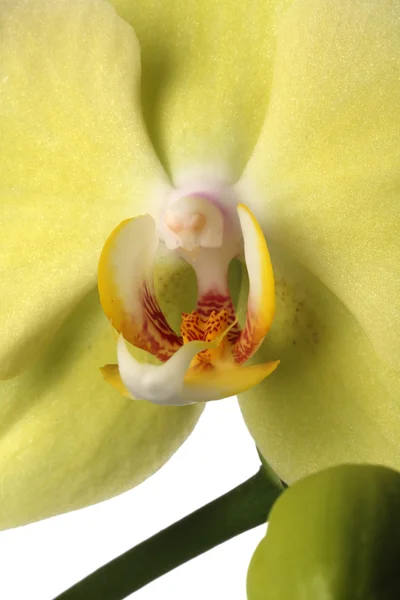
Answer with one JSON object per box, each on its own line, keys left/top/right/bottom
{"left": 0, "top": 399, "right": 267, "bottom": 600}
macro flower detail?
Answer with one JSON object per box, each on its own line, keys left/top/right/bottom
{"left": 98, "top": 201, "right": 279, "bottom": 405}
{"left": 0, "top": 0, "right": 399, "bottom": 531}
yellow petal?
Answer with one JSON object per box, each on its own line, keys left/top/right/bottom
{"left": 98, "top": 216, "right": 182, "bottom": 360}
{"left": 110, "top": 0, "right": 292, "bottom": 178}
{"left": 238, "top": 243, "right": 400, "bottom": 484}
{"left": 241, "top": 0, "right": 400, "bottom": 369}
{"left": 233, "top": 204, "right": 275, "bottom": 364}
{"left": 0, "top": 0, "right": 166, "bottom": 378}
{"left": 0, "top": 288, "right": 202, "bottom": 530}
{"left": 185, "top": 361, "right": 279, "bottom": 403}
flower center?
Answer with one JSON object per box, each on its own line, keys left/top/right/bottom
{"left": 159, "top": 186, "right": 243, "bottom": 261}
{"left": 181, "top": 309, "right": 233, "bottom": 371}
{"left": 160, "top": 191, "right": 244, "bottom": 353}
{"left": 162, "top": 194, "right": 224, "bottom": 252}
{"left": 98, "top": 191, "right": 278, "bottom": 405}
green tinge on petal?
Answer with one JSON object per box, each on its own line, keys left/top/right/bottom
{"left": 242, "top": 0, "right": 400, "bottom": 369}
{"left": 154, "top": 249, "right": 199, "bottom": 335}
{"left": 0, "top": 261, "right": 201, "bottom": 530}
{"left": 0, "top": 0, "right": 166, "bottom": 378}
{"left": 238, "top": 243, "right": 400, "bottom": 484}
{"left": 110, "top": 0, "right": 292, "bottom": 179}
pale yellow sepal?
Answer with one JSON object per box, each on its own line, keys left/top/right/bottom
{"left": 0, "top": 289, "right": 203, "bottom": 530}
{"left": 242, "top": 0, "right": 400, "bottom": 369}
{"left": 239, "top": 242, "right": 400, "bottom": 484}
{"left": 109, "top": 0, "right": 293, "bottom": 177}
{"left": 0, "top": 0, "right": 166, "bottom": 378}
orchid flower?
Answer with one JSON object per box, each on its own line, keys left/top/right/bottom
{"left": 0, "top": 0, "right": 399, "bottom": 531}
{"left": 98, "top": 202, "right": 278, "bottom": 405}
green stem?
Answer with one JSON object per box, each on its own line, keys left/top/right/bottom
{"left": 55, "top": 467, "right": 282, "bottom": 600}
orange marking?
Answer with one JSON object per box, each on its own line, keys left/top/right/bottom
{"left": 181, "top": 309, "right": 232, "bottom": 371}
